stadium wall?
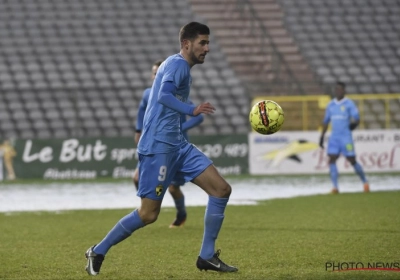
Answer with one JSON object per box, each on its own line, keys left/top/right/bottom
{"left": 0, "top": 135, "right": 248, "bottom": 180}
{"left": 1, "top": 130, "right": 399, "bottom": 180}
{"left": 249, "top": 130, "right": 400, "bottom": 175}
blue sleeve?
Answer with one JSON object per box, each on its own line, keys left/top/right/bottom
{"left": 158, "top": 81, "right": 195, "bottom": 115}
{"left": 182, "top": 114, "right": 204, "bottom": 131}
{"left": 323, "top": 104, "right": 331, "bottom": 124}
{"left": 349, "top": 100, "right": 360, "bottom": 121}
{"left": 135, "top": 89, "right": 150, "bottom": 131}
{"left": 162, "top": 59, "right": 189, "bottom": 87}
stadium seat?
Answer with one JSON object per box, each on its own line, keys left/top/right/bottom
{"left": 4, "top": 0, "right": 398, "bottom": 138}
{"left": 20, "top": 129, "right": 36, "bottom": 139}
{"left": 36, "top": 129, "right": 52, "bottom": 139}
{"left": 203, "top": 126, "right": 218, "bottom": 135}
{"left": 279, "top": 0, "right": 400, "bottom": 95}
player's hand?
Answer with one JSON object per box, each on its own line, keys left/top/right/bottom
{"left": 319, "top": 136, "right": 324, "bottom": 149}
{"left": 349, "top": 123, "right": 358, "bottom": 131}
{"left": 193, "top": 102, "right": 215, "bottom": 116}
{"left": 134, "top": 131, "right": 141, "bottom": 145}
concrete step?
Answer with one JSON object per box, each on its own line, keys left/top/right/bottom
{"left": 189, "top": 0, "right": 323, "bottom": 96}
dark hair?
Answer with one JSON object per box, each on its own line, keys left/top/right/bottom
{"left": 153, "top": 60, "right": 163, "bottom": 67}
{"left": 179, "top": 22, "right": 210, "bottom": 43}
{"left": 336, "top": 81, "right": 346, "bottom": 89}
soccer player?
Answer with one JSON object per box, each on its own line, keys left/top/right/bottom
{"left": 85, "top": 22, "right": 238, "bottom": 275}
{"left": 319, "top": 82, "right": 370, "bottom": 194}
{"left": 0, "top": 140, "right": 17, "bottom": 180}
{"left": 133, "top": 60, "right": 204, "bottom": 228}
{"left": 132, "top": 60, "right": 162, "bottom": 189}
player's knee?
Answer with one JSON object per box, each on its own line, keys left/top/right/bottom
{"left": 138, "top": 209, "right": 159, "bottom": 225}
{"left": 142, "top": 213, "right": 159, "bottom": 225}
{"left": 346, "top": 156, "right": 357, "bottom": 165}
{"left": 216, "top": 182, "right": 232, "bottom": 198}
{"left": 168, "top": 185, "right": 178, "bottom": 195}
{"left": 328, "top": 157, "right": 337, "bottom": 164}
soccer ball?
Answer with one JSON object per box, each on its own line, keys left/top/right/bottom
{"left": 249, "top": 100, "right": 285, "bottom": 135}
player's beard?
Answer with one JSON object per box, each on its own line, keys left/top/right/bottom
{"left": 190, "top": 51, "right": 205, "bottom": 64}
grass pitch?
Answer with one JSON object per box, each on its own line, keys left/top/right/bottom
{"left": 1, "top": 191, "right": 399, "bottom": 280}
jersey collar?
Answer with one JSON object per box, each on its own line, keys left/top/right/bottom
{"left": 333, "top": 97, "right": 348, "bottom": 104}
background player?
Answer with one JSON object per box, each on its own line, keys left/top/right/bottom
{"left": 133, "top": 61, "right": 204, "bottom": 228}
{"left": 0, "top": 139, "right": 17, "bottom": 180}
{"left": 85, "top": 22, "right": 238, "bottom": 275}
{"left": 319, "top": 81, "right": 369, "bottom": 194}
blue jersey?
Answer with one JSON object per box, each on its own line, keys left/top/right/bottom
{"left": 136, "top": 83, "right": 202, "bottom": 143}
{"left": 135, "top": 88, "right": 151, "bottom": 131}
{"left": 323, "top": 98, "right": 359, "bottom": 138}
{"left": 136, "top": 91, "right": 201, "bottom": 139}
{"left": 138, "top": 54, "right": 192, "bottom": 155}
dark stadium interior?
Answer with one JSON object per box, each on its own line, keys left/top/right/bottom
{"left": 0, "top": 0, "right": 399, "bottom": 139}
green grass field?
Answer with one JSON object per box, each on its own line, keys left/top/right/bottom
{"left": 1, "top": 191, "right": 399, "bottom": 280}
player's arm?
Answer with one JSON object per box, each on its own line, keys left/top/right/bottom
{"left": 349, "top": 101, "right": 360, "bottom": 131}
{"left": 158, "top": 81, "right": 215, "bottom": 115}
{"left": 319, "top": 123, "right": 329, "bottom": 149}
{"left": 182, "top": 114, "right": 204, "bottom": 131}
{"left": 319, "top": 107, "right": 331, "bottom": 148}
{"left": 349, "top": 119, "right": 359, "bottom": 130}
{"left": 135, "top": 95, "right": 147, "bottom": 144}
{"left": 181, "top": 98, "right": 204, "bottom": 131}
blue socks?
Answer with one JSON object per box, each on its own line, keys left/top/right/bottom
{"left": 330, "top": 162, "right": 367, "bottom": 190}
{"left": 94, "top": 209, "right": 145, "bottom": 255}
{"left": 329, "top": 163, "right": 339, "bottom": 189}
{"left": 353, "top": 162, "right": 367, "bottom": 183}
{"left": 174, "top": 196, "right": 187, "bottom": 219}
{"left": 199, "top": 196, "right": 229, "bottom": 260}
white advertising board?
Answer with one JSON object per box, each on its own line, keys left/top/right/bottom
{"left": 248, "top": 130, "right": 400, "bottom": 175}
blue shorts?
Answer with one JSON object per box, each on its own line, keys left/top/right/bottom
{"left": 327, "top": 136, "right": 356, "bottom": 157}
{"left": 170, "top": 177, "right": 186, "bottom": 187}
{"left": 135, "top": 157, "right": 186, "bottom": 187}
{"left": 137, "top": 143, "right": 213, "bottom": 200}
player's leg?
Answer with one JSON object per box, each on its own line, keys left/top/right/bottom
{"left": 192, "top": 165, "right": 237, "bottom": 272}
{"left": 86, "top": 198, "right": 161, "bottom": 275}
{"left": 328, "top": 154, "right": 339, "bottom": 193}
{"left": 168, "top": 181, "right": 187, "bottom": 228}
{"left": 179, "top": 144, "right": 237, "bottom": 272}
{"left": 327, "top": 138, "right": 340, "bottom": 193}
{"left": 345, "top": 153, "right": 369, "bottom": 192}
{"left": 132, "top": 166, "right": 139, "bottom": 190}
{"left": 85, "top": 153, "right": 175, "bottom": 276}
{"left": 5, "top": 159, "right": 16, "bottom": 180}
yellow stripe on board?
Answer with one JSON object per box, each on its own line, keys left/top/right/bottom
{"left": 251, "top": 94, "right": 400, "bottom": 131}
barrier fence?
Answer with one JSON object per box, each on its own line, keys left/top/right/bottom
{"left": 252, "top": 94, "right": 400, "bottom": 131}
{"left": 0, "top": 135, "right": 248, "bottom": 180}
